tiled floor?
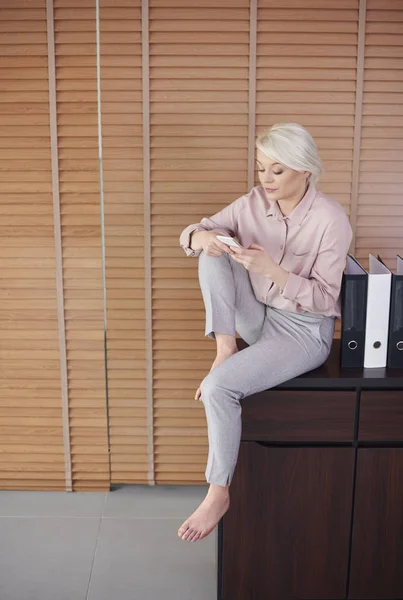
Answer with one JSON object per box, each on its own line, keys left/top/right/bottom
{"left": 0, "top": 485, "right": 217, "bottom": 600}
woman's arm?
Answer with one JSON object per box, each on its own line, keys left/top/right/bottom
{"left": 179, "top": 193, "right": 248, "bottom": 257}
{"left": 188, "top": 230, "right": 211, "bottom": 252}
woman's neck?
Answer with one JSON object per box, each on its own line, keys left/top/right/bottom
{"left": 278, "top": 182, "right": 309, "bottom": 217}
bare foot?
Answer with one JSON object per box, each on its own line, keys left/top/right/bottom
{"left": 195, "top": 347, "right": 238, "bottom": 401}
{"left": 178, "top": 485, "right": 230, "bottom": 542}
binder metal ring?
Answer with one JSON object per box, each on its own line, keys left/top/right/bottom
{"left": 348, "top": 340, "right": 358, "bottom": 350}
{"left": 397, "top": 341, "right": 403, "bottom": 351}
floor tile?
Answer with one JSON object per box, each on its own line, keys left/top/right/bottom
{"left": 87, "top": 518, "right": 217, "bottom": 600}
{"left": 104, "top": 484, "right": 209, "bottom": 519}
{"left": 0, "top": 517, "right": 100, "bottom": 600}
{"left": 0, "top": 491, "right": 105, "bottom": 518}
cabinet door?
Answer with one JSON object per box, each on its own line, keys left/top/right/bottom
{"left": 220, "top": 444, "right": 354, "bottom": 600}
{"left": 349, "top": 449, "right": 403, "bottom": 599}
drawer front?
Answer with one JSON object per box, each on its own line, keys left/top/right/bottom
{"left": 359, "top": 390, "right": 403, "bottom": 441}
{"left": 241, "top": 390, "right": 356, "bottom": 442}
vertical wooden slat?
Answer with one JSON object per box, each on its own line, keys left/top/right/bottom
{"left": 54, "top": 0, "right": 109, "bottom": 491}
{"left": 349, "top": 0, "right": 367, "bottom": 255}
{"left": 150, "top": 0, "right": 250, "bottom": 484}
{"left": 248, "top": 0, "right": 257, "bottom": 191}
{"left": 256, "top": 0, "right": 358, "bottom": 214}
{"left": 0, "top": 0, "right": 65, "bottom": 491}
{"left": 46, "top": 0, "right": 72, "bottom": 492}
{"left": 257, "top": 0, "right": 359, "bottom": 341}
{"left": 95, "top": 0, "right": 112, "bottom": 479}
{"left": 142, "top": 0, "right": 155, "bottom": 486}
{"left": 355, "top": 0, "right": 403, "bottom": 270}
{"left": 99, "top": 0, "right": 149, "bottom": 485}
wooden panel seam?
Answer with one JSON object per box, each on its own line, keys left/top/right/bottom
{"left": 142, "top": 0, "right": 155, "bottom": 486}
{"left": 46, "top": 0, "right": 72, "bottom": 492}
{"left": 349, "top": 0, "right": 367, "bottom": 254}
{"left": 248, "top": 0, "right": 257, "bottom": 191}
{"left": 96, "top": 0, "right": 112, "bottom": 485}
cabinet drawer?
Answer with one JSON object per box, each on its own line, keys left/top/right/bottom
{"left": 359, "top": 390, "right": 403, "bottom": 441}
{"left": 241, "top": 390, "right": 356, "bottom": 442}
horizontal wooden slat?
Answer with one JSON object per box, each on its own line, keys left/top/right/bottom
{"left": 0, "top": 9, "right": 46, "bottom": 20}
{"left": 259, "top": 33, "right": 357, "bottom": 46}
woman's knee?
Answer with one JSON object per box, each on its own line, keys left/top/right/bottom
{"left": 199, "top": 250, "right": 229, "bottom": 270}
{"left": 200, "top": 370, "right": 215, "bottom": 401}
{"left": 200, "top": 368, "right": 233, "bottom": 405}
{"left": 198, "top": 251, "right": 232, "bottom": 291}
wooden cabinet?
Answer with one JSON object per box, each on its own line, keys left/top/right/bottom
{"left": 222, "top": 445, "right": 354, "bottom": 600}
{"left": 218, "top": 340, "right": 403, "bottom": 600}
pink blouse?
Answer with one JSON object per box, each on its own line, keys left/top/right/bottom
{"left": 179, "top": 184, "right": 353, "bottom": 318}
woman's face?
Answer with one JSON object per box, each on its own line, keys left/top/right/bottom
{"left": 255, "top": 148, "right": 309, "bottom": 204}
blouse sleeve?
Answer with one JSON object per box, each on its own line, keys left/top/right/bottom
{"left": 179, "top": 194, "right": 248, "bottom": 257}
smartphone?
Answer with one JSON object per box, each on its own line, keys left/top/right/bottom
{"left": 216, "top": 235, "right": 243, "bottom": 249}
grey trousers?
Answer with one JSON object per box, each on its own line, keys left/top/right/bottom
{"left": 198, "top": 251, "right": 335, "bottom": 487}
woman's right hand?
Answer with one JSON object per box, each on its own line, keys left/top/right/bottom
{"left": 203, "top": 229, "right": 236, "bottom": 256}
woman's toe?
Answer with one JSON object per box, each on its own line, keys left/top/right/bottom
{"left": 178, "top": 521, "right": 189, "bottom": 538}
{"left": 191, "top": 529, "right": 202, "bottom": 542}
{"left": 183, "top": 527, "right": 194, "bottom": 541}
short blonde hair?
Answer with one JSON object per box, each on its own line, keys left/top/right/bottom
{"left": 256, "top": 123, "right": 323, "bottom": 185}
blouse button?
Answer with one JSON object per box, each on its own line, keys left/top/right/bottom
{"left": 280, "top": 245, "right": 284, "bottom": 250}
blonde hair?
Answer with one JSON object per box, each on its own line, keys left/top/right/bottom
{"left": 256, "top": 123, "right": 323, "bottom": 185}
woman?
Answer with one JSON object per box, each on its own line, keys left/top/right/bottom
{"left": 177, "top": 123, "right": 352, "bottom": 543}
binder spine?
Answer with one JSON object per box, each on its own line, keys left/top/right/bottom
{"left": 340, "top": 274, "right": 368, "bottom": 368}
{"left": 387, "top": 275, "right": 403, "bottom": 368}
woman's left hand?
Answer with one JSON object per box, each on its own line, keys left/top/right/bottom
{"left": 229, "top": 244, "right": 276, "bottom": 276}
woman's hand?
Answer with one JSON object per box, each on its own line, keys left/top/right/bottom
{"left": 229, "top": 243, "right": 276, "bottom": 276}
{"left": 200, "top": 229, "right": 236, "bottom": 256}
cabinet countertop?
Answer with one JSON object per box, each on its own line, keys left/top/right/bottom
{"left": 237, "top": 339, "right": 403, "bottom": 390}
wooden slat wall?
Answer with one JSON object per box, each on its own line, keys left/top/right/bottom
{"left": 0, "top": 0, "right": 402, "bottom": 489}
{"left": 257, "top": 0, "right": 359, "bottom": 339}
{"left": 149, "top": 0, "right": 250, "bottom": 484}
{"left": 0, "top": 0, "right": 66, "bottom": 490}
{"left": 54, "top": 1, "right": 109, "bottom": 490}
{"left": 99, "top": 0, "right": 148, "bottom": 484}
{"left": 355, "top": 0, "right": 403, "bottom": 271}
